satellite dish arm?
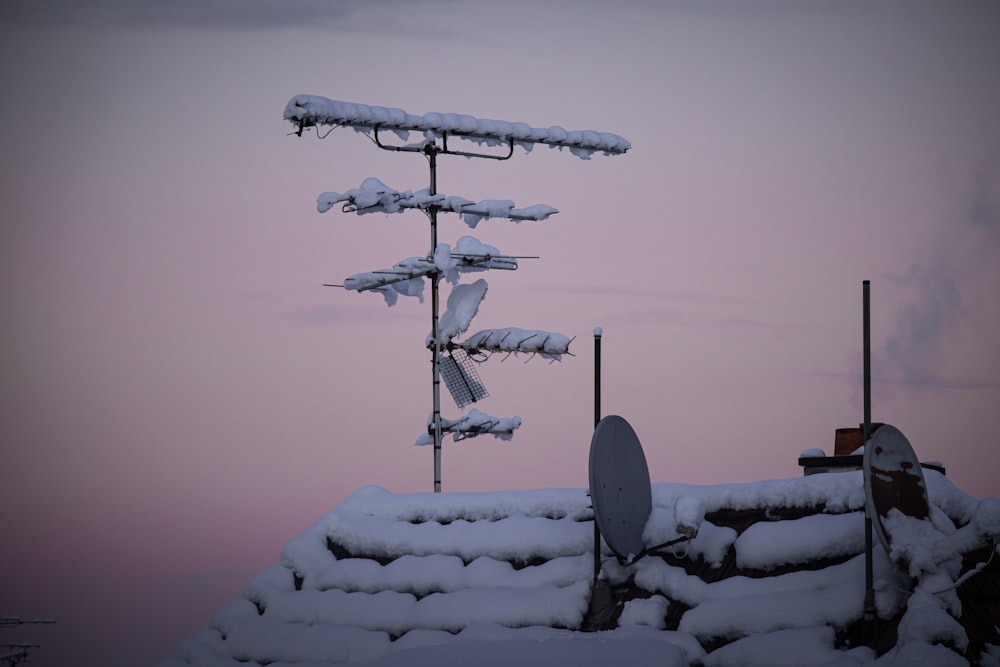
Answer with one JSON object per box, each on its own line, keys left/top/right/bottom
{"left": 626, "top": 533, "right": 695, "bottom": 564}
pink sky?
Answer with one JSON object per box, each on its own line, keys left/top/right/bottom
{"left": 2, "top": 1, "right": 998, "bottom": 665}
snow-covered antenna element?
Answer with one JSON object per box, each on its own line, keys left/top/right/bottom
{"left": 415, "top": 409, "right": 521, "bottom": 445}
{"left": 317, "top": 178, "right": 559, "bottom": 229}
{"left": 284, "top": 96, "right": 631, "bottom": 159}
{"left": 286, "top": 96, "right": 630, "bottom": 492}
{"left": 454, "top": 328, "right": 573, "bottom": 361}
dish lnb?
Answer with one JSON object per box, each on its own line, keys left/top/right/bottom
{"left": 674, "top": 495, "right": 704, "bottom": 540}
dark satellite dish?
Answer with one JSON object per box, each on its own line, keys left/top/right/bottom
{"left": 589, "top": 415, "right": 652, "bottom": 562}
{"left": 863, "top": 424, "right": 930, "bottom": 561}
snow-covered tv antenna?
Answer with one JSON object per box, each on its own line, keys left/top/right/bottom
{"left": 0, "top": 617, "right": 55, "bottom": 666}
{"left": 285, "top": 95, "right": 630, "bottom": 492}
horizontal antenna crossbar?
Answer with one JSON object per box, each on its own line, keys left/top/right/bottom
{"left": 375, "top": 127, "right": 516, "bottom": 161}
{"left": 285, "top": 95, "right": 631, "bottom": 156}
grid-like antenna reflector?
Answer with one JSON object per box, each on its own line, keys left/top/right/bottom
{"left": 440, "top": 349, "right": 488, "bottom": 409}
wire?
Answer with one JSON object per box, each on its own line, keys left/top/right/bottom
{"left": 670, "top": 540, "right": 692, "bottom": 560}
{"left": 891, "top": 542, "right": 997, "bottom": 596}
{"left": 927, "top": 544, "right": 996, "bottom": 595}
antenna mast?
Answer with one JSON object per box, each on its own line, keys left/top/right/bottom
{"left": 285, "top": 95, "right": 629, "bottom": 491}
{"left": 862, "top": 279, "right": 876, "bottom": 640}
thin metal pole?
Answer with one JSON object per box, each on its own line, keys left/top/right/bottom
{"left": 593, "top": 327, "right": 602, "bottom": 583}
{"left": 429, "top": 145, "right": 443, "bottom": 493}
{"left": 863, "top": 279, "right": 872, "bottom": 440}
{"left": 594, "top": 328, "right": 602, "bottom": 430}
{"left": 862, "top": 280, "right": 875, "bottom": 639}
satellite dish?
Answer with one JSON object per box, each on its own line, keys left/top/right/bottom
{"left": 589, "top": 415, "right": 652, "bottom": 562}
{"left": 863, "top": 424, "right": 930, "bottom": 560}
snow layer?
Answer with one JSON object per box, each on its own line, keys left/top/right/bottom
{"left": 285, "top": 96, "right": 632, "bottom": 158}
{"left": 735, "top": 512, "right": 866, "bottom": 570}
{"left": 363, "top": 626, "right": 696, "bottom": 667}
{"left": 162, "top": 473, "right": 993, "bottom": 667}
{"left": 433, "top": 279, "right": 488, "bottom": 343}
{"left": 674, "top": 556, "right": 865, "bottom": 641}
{"left": 699, "top": 625, "right": 872, "bottom": 667}
{"left": 260, "top": 581, "right": 591, "bottom": 636}
{"left": 459, "top": 327, "right": 572, "bottom": 360}
{"left": 619, "top": 595, "right": 669, "bottom": 630}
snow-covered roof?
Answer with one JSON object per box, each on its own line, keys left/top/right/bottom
{"left": 284, "top": 96, "right": 632, "bottom": 159}
{"left": 160, "top": 470, "right": 999, "bottom": 666}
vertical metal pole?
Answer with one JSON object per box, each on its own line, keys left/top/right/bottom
{"left": 428, "top": 145, "right": 443, "bottom": 493}
{"left": 594, "top": 328, "right": 602, "bottom": 430}
{"left": 863, "top": 280, "right": 872, "bottom": 440}
{"left": 593, "top": 327, "right": 602, "bottom": 583}
{"left": 862, "top": 280, "right": 875, "bottom": 638}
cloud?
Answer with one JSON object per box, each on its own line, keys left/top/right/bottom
{"left": 0, "top": 0, "right": 873, "bottom": 31}
{"left": 876, "top": 258, "right": 963, "bottom": 388}
{"left": 642, "top": 0, "right": 874, "bottom": 20}
{"left": 804, "top": 368, "right": 1000, "bottom": 393}
{"left": 873, "top": 153, "right": 1000, "bottom": 394}
{"left": 966, "top": 155, "right": 1000, "bottom": 237}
